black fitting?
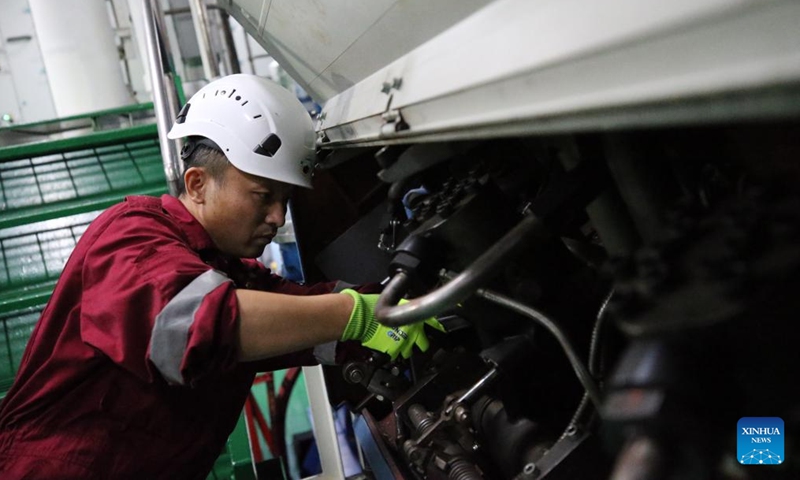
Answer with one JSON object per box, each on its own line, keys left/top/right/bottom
{"left": 479, "top": 333, "right": 533, "bottom": 371}
{"left": 388, "top": 235, "right": 442, "bottom": 293}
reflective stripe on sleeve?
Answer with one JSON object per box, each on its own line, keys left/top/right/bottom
{"left": 150, "top": 269, "right": 232, "bottom": 385}
{"left": 332, "top": 280, "right": 355, "bottom": 293}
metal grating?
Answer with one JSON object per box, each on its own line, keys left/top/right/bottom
{"left": 0, "top": 307, "right": 42, "bottom": 393}
{"left": 0, "top": 139, "right": 163, "bottom": 211}
{"left": 0, "top": 211, "right": 100, "bottom": 290}
{"left": 0, "top": 210, "right": 101, "bottom": 395}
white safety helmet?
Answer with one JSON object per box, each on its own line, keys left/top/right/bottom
{"left": 168, "top": 74, "right": 315, "bottom": 188}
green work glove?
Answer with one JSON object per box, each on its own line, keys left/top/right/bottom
{"left": 340, "top": 289, "right": 444, "bottom": 360}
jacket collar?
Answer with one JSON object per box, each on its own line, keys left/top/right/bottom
{"left": 160, "top": 194, "right": 217, "bottom": 253}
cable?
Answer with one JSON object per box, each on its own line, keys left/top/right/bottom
{"left": 474, "top": 288, "right": 602, "bottom": 410}
{"left": 560, "top": 288, "right": 614, "bottom": 439}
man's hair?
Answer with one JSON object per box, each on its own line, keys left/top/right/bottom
{"left": 178, "top": 137, "right": 230, "bottom": 195}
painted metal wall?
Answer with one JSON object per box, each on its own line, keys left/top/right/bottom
{"left": 29, "top": 0, "right": 133, "bottom": 118}
{"left": 0, "top": 0, "right": 55, "bottom": 125}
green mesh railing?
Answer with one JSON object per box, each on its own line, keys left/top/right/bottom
{"left": 0, "top": 104, "right": 254, "bottom": 479}
{"left": 0, "top": 104, "right": 167, "bottom": 393}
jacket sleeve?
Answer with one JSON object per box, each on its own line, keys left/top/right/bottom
{"left": 237, "top": 258, "right": 383, "bottom": 370}
{"left": 80, "top": 210, "right": 240, "bottom": 387}
{"left": 238, "top": 258, "right": 383, "bottom": 295}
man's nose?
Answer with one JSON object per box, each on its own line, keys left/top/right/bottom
{"left": 265, "top": 203, "right": 286, "bottom": 228}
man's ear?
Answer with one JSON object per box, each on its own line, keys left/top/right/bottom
{"left": 183, "top": 167, "right": 208, "bottom": 204}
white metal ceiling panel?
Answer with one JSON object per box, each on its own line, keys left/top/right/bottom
{"left": 316, "top": 0, "right": 800, "bottom": 145}
{"left": 306, "top": 0, "right": 492, "bottom": 99}
{"left": 221, "top": 0, "right": 491, "bottom": 102}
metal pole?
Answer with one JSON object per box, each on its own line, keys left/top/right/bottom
{"left": 303, "top": 366, "right": 346, "bottom": 480}
{"left": 141, "top": 0, "right": 181, "bottom": 196}
{"left": 219, "top": 10, "right": 241, "bottom": 75}
{"left": 187, "top": 0, "right": 219, "bottom": 80}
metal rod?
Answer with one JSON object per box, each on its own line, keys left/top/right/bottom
{"left": 218, "top": 10, "right": 241, "bottom": 75}
{"left": 141, "top": 0, "right": 181, "bottom": 196}
{"left": 242, "top": 28, "right": 256, "bottom": 74}
{"left": 376, "top": 214, "right": 546, "bottom": 326}
{"left": 474, "top": 288, "right": 602, "bottom": 410}
{"left": 589, "top": 288, "right": 615, "bottom": 376}
{"left": 164, "top": 5, "right": 224, "bottom": 16}
{"left": 414, "top": 368, "right": 500, "bottom": 447}
{"left": 163, "top": 7, "right": 191, "bottom": 15}
{"left": 452, "top": 368, "right": 499, "bottom": 410}
{"left": 188, "top": 0, "right": 219, "bottom": 80}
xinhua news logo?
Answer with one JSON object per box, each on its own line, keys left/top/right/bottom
{"left": 738, "top": 417, "right": 784, "bottom": 465}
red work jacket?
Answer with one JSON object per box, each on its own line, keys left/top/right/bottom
{"left": 0, "top": 195, "right": 344, "bottom": 479}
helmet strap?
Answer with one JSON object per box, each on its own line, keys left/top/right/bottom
{"left": 180, "top": 137, "right": 223, "bottom": 161}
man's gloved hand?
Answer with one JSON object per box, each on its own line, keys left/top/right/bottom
{"left": 340, "top": 289, "right": 444, "bottom": 360}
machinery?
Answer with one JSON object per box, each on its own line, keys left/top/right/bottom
{"left": 298, "top": 126, "right": 800, "bottom": 480}
{"left": 144, "top": 0, "right": 800, "bottom": 478}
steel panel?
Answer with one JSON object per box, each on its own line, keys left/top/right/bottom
{"left": 315, "top": 0, "right": 800, "bottom": 145}
{"left": 221, "top": 0, "right": 492, "bottom": 102}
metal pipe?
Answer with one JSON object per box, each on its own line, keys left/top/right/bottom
{"left": 141, "top": 0, "right": 181, "bottom": 196}
{"left": 376, "top": 214, "right": 546, "bottom": 326}
{"left": 589, "top": 288, "right": 615, "bottom": 376}
{"left": 242, "top": 30, "right": 256, "bottom": 75}
{"left": 474, "top": 288, "right": 602, "bottom": 410}
{"left": 557, "top": 136, "right": 640, "bottom": 257}
{"left": 218, "top": 10, "right": 241, "bottom": 75}
{"left": 187, "top": 0, "right": 219, "bottom": 80}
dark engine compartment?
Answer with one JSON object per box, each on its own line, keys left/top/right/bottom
{"left": 291, "top": 121, "right": 800, "bottom": 480}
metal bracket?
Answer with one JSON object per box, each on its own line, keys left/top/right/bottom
{"left": 380, "top": 109, "right": 409, "bottom": 136}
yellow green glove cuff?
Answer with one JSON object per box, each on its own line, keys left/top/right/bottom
{"left": 340, "top": 288, "right": 379, "bottom": 342}
{"left": 340, "top": 289, "right": 442, "bottom": 360}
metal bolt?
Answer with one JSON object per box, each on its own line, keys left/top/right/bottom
{"left": 344, "top": 364, "right": 365, "bottom": 384}
{"left": 408, "top": 448, "right": 422, "bottom": 463}
{"left": 523, "top": 462, "right": 537, "bottom": 476}
{"left": 348, "top": 370, "right": 363, "bottom": 383}
{"left": 566, "top": 425, "right": 578, "bottom": 436}
{"left": 454, "top": 405, "right": 469, "bottom": 423}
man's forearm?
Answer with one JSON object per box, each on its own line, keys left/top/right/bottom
{"left": 235, "top": 289, "right": 353, "bottom": 361}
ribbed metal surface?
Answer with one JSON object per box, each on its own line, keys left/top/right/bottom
{"left": 0, "top": 212, "right": 98, "bottom": 291}
{"left": 0, "top": 139, "right": 163, "bottom": 211}
{"left": 0, "top": 308, "right": 41, "bottom": 394}
{"left": 0, "top": 116, "right": 167, "bottom": 398}
{"left": 0, "top": 211, "right": 101, "bottom": 395}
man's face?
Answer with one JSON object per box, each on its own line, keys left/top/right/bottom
{"left": 200, "top": 164, "right": 293, "bottom": 258}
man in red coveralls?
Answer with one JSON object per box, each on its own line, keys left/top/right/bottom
{"left": 0, "top": 74, "right": 438, "bottom": 479}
